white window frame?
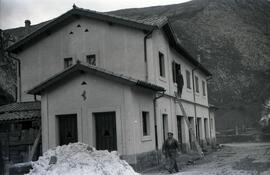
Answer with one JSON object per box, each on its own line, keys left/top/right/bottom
{"left": 159, "top": 52, "right": 166, "bottom": 78}
{"left": 86, "top": 54, "right": 96, "bottom": 66}
{"left": 64, "top": 57, "right": 73, "bottom": 69}
{"left": 142, "top": 111, "right": 150, "bottom": 137}
{"left": 186, "top": 70, "right": 191, "bottom": 89}
{"left": 195, "top": 76, "right": 199, "bottom": 93}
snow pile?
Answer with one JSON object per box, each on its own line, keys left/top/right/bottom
{"left": 27, "top": 142, "right": 139, "bottom": 175}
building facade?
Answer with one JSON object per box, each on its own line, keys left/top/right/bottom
{"left": 7, "top": 6, "right": 216, "bottom": 169}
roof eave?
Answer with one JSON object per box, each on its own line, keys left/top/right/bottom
{"left": 7, "top": 8, "right": 155, "bottom": 53}
{"left": 162, "top": 22, "right": 212, "bottom": 77}
{"left": 27, "top": 63, "right": 164, "bottom": 95}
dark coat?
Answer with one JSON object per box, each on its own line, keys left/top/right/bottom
{"left": 162, "top": 138, "right": 180, "bottom": 156}
{"left": 176, "top": 74, "right": 184, "bottom": 88}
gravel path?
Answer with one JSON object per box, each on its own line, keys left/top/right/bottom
{"left": 143, "top": 142, "right": 270, "bottom": 175}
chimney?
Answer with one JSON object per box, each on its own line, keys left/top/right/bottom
{"left": 25, "top": 20, "right": 31, "bottom": 28}
{"left": 24, "top": 20, "right": 31, "bottom": 34}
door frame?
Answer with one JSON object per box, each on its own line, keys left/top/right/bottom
{"left": 56, "top": 114, "right": 78, "bottom": 146}
{"left": 176, "top": 115, "right": 183, "bottom": 146}
{"left": 88, "top": 107, "right": 122, "bottom": 153}
{"left": 94, "top": 111, "right": 117, "bottom": 151}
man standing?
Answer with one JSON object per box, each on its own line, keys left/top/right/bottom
{"left": 176, "top": 69, "right": 184, "bottom": 98}
{"left": 162, "top": 132, "right": 181, "bottom": 173}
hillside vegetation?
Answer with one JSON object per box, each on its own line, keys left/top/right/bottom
{"left": 112, "top": 0, "right": 270, "bottom": 130}
{"left": 1, "top": 0, "right": 270, "bottom": 130}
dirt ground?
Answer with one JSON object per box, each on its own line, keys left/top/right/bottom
{"left": 143, "top": 142, "right": 270, "bottom": 175}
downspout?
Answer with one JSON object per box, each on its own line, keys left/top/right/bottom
{"left": 153, "top": 91, "right": 165, "bottom": 150}
{"left": 144, "top": 29, "right": 154, "bottom": 81}
{"left": 206, "top": 76, "right": 213, "bottom": 144}
{"left": 8, "top": 53, "right": 21, "bottom": 102}
{"left": 192, "top": 66, "right": 198, "bottom": 141}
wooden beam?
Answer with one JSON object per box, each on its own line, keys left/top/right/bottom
{"left": 28, "top": 128, "right": 41, "bottom": 161}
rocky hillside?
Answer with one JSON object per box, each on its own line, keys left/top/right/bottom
{"left": 0, "top": 30, "right": 16, "bottom": 105}
{"left": 112, "top": 0, "right": 270, "bottom": 130}
{"left": 1, "top": 0, "right": 270, "bottom": 130}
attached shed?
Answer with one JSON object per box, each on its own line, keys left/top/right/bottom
{"left": 28, "top": 62, "right": 164, "bottom": 169}
{"left": 0, "top": 101, "right": 41, "bottom": 164}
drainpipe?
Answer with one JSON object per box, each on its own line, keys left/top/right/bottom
{"left": 192, "top": 66, "right": 198, "bottom": 141}
{"left": 144, "top": 29, "right": 154, "bottom": 81}
{"left": 8, "top": 53, "right": 21, "bottom": 102}
{"left": 153, "top": 91, "right": 165, "bottom": 150}
{"left": 206, "top": 76, "right": 213, "bottom": 144}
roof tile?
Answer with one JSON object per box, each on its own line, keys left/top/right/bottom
{"left": 0, "top": 110, "right": 40, "bottom": 121}
{"left": 0, "top": 101, "right": 41, "bottom": 113}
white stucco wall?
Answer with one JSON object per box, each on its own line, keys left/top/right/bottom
{"left": 148, "top": 30, "right": 209, "bottom": 106}
{"left": 146, "top": 30, "right": 212, "bottom": 151}
{"left": 209, "top": 110, "right": 217, "bottom": 141}
{"left": 15, "top": 14, "right": 214, "bottom": 155}
{"left": 17, "top": 17, "right": 147, "bottom": 102}
{"left": 40, "top": 71, "right": 156, "bottom": 158}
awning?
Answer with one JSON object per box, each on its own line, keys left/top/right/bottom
{"left": 0, "top": 110, "right": 40, "bottom": 122}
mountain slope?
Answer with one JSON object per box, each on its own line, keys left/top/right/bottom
{"left": 2, "top": 0, "right": 270, "bottom": 130}
{"left": 112, "top": 0, "right": 270, "bottom": 130}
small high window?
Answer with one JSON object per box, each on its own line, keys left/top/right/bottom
{"left": 202, "top": 80, "right": 206, "bottom": 96}
{"left": 186, "top": 70, "right": 191, "bottom": 89}
{"left": 86, "top": 54, "right": 96, "bottom": 66}
{"left": 64, "top": 57, "right": 73, "bottom": 69}
{"left": 159, "top": 52, "right": 165, "bottom": 77}
{"left": 142, "top": 111, "right": 150, "bottom": 136}
{"left": 195, "top": 76, "right": 199, "bottom": 93}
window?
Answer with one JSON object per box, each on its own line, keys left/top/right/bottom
{"left": 186, "top": 70, "right": 191, "bottom": 89}
{"left": 142, "top": 111, "right": 150, "bottom": 136}
{"left": 159, "top": 52, "right": 165, "bottom": 77}
{"left": 195, "top": 76, "right": 199, "bottom": 93}
{"left": 86, "top": 54, "right": 96, "bottom": 66}
{"left": 64, "top": 57, "right": 73, "bottom": 69}
{"left": 162, "top": 114, "right": 168, "bottom": 141}
{"left": 172, "top": 61, "right": 181, "bottom": 83}
{"left": 202, "top": 80, "right": 206, "bottom": 96}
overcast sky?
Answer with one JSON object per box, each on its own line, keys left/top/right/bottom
{"left": 0, "top": 0, "right": 190, "bottom": 30}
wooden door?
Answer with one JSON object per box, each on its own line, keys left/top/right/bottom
{"left": 196, "top": 118, "right": 201, "bottom": 143}
{"left": 58, "top": 114, "right": 78, "bottom": 146}
{"left": 95, "top": 112, "right": 117, "bottom": 151}
{"left": 188, "top": 117, "right": 194, "bottom": 150}
{"left": 177, "top": 116, "right": 183, "bottom": 145}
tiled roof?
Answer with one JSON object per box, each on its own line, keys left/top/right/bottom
{"left": 4, "top": 20, "right": 52, "bottom": 40}
{"left": 0, "top": 101, "right": 41, "bottom": 114}
{"left": 5, "top": 6, "right": 211, "bottom": 76}
{"left": 135, "top": 16, "right": 168, "bottom": 27}
{"left": 28, "top": 62, "right": 165, "bottom": 95}
{"left": 0, "top": 110, "right": 40, "bottom": 121}
{"left": 6, "top": 7, "right": 157, "bottom": 53}
{"left": 4, "top": 14, "right": 165, "bottom": 41}
{"left": 75, "top": 7, "right": 158, "bottom": 27}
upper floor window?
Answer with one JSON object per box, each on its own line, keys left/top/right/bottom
{"left": 172, "top": 61, "right": 181, "bottom": 83}
{"left": 142, "top": 111, "right": 150, "bottom": 136}
{"left": 64, "top": 57, "right": 73, "bottom": 69}
{"left": 202, "top": 80, "right": 206, "bottom": 96}
{"left": 159, "top": 52, "right": 165, "bottom": 77}
{"left": 195, "top": 76, "right": 199, "bottom": 93}
{"left": 86, "top": 54, "right": 96, "bottom": 66}
{"left": 186, "top": 70, "right": 191, "bottom": 89}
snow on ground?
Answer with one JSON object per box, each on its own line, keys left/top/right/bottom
{"left": 144, "top": 142, "right": 270, "bottom": 175}
{"left": 27, "top": 142, "right": 139, "bottom": 175}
